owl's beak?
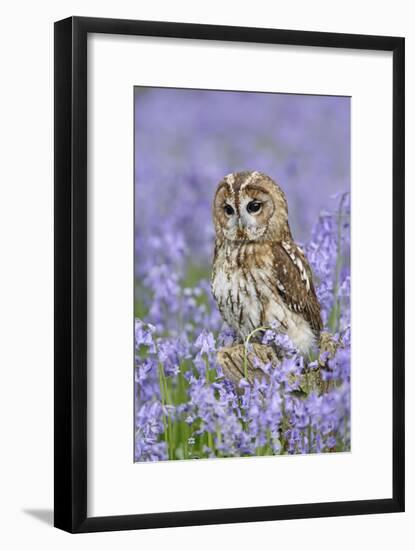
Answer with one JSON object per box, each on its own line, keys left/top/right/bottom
{"left": 236, "top": 219, "right": 246, "bottom": 240}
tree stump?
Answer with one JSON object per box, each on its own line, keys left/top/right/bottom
{"left": 216, "top": 336, "right": 337, "bottom": 395}
{"left": 217, "top": 343, "right": 278, "bottom": 386}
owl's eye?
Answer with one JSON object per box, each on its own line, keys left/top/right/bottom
{"left": 224, "top": 204, "right": 235, "bottom": 216}
{"left": 247, "top": 201, "right": 262, "bottom": 214}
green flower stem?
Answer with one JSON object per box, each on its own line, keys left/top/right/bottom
{"left": 158, "top": 362, "right": 174, "bottom": 459}
{"left": 158, "top": 363, "right": 169, "bottom": 454}
{"left": 329, "top": 193, "right": 347, "bottom": 333}
{"left": 184, "top": 421, "right": 190, "bottom": 459}
{"left": 207, "top": 432, "right": 214, "bottom": 452}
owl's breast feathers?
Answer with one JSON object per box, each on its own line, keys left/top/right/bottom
{"left": 212, "top": 238, "right": 322, "bottom": 352}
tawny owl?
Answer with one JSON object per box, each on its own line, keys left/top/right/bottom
{"left": 211, "top": 171, "right": 322, "bottom": 355}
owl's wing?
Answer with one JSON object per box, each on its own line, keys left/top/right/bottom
{"left": 272, "top": 241, "right": 323, "bottom": 333}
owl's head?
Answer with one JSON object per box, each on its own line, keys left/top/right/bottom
{"left": 213, "top": 171, "right": 290, "bottom": 243}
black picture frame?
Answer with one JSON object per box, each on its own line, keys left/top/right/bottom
{"left": 54, "top": 16, "right": 405, "bottom": 533}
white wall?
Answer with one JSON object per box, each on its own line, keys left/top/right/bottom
{"left": 0, "top": 1, "right": 411, "bottom": 548}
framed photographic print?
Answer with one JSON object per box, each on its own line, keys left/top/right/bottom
{"left": 54, "top": 16, "right": 405, "bottom": 533}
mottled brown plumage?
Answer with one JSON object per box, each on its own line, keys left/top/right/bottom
{"left": 272, "top": 242, "right": 322, "bottom": 333}
{"left": 211, "top": 171, "right": 322, "bottom": 354}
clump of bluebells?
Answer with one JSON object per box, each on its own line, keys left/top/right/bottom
{"left": 134, "top": 193, "right": 351, "bottom": 461}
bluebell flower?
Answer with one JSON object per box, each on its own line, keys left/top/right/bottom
{"left": 194, "top": 330, "right": 216, "bottom": 356}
